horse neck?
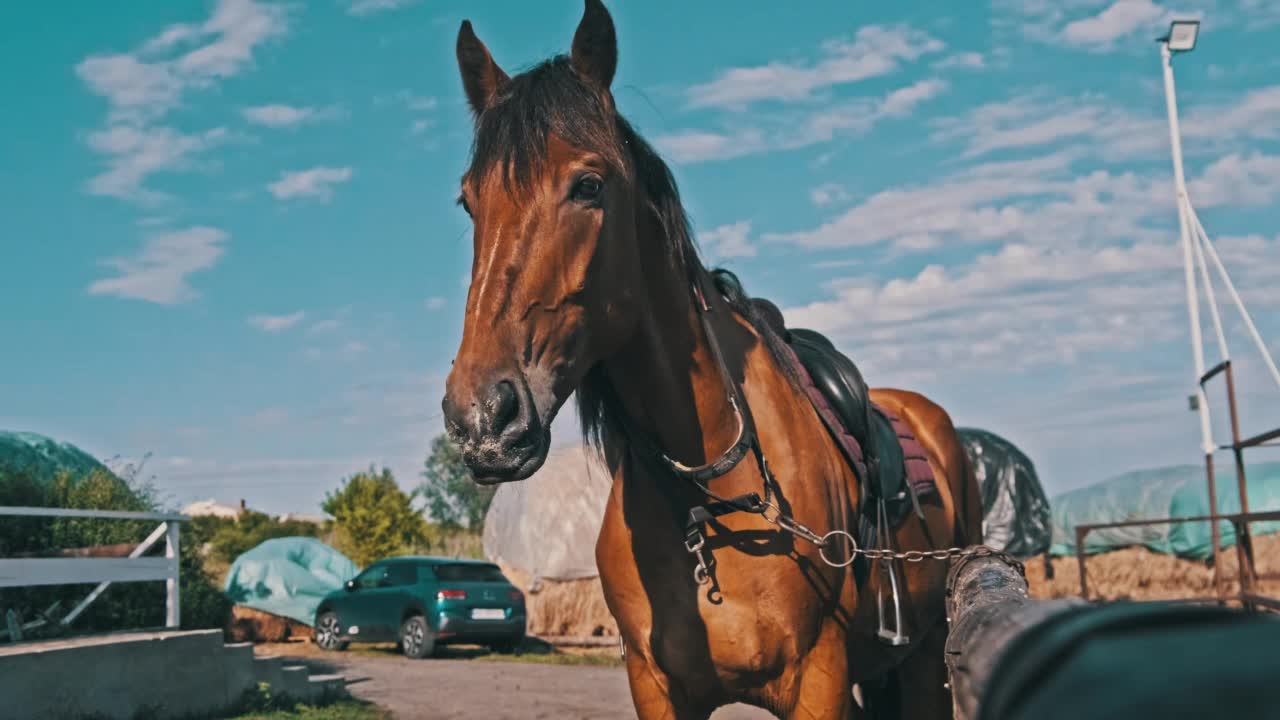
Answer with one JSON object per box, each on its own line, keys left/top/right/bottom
{"left": 598, "top": 214, "right": 743, "bottom": 469}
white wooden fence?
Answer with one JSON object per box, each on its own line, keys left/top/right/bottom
{"left": 0, "top": 506, "right": 189, "bottom": 631}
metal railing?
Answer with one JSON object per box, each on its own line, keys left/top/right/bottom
{"left": 1075, "top": 509, "right": 1280, "bottom": 609}
{"left": 0, "top": 506, "right": 189, "bottom": 635}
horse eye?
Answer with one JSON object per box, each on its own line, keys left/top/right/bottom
{"left": 572, "top": 174, "right": 604, "bottom": 203}
{"left": 456, "top": 195, "right": 472, "bottom": 217}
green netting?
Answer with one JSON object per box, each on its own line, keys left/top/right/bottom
{"left": 224, "top": 537, "right": 359, "bottom": 625}
{"left": 0, "top": 431, "right": 111, "bottom": 487}
{"left": 1050, "top": 462, "right": 1280, "bottom": 559}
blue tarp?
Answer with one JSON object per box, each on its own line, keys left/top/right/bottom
{"left": 1050, "top": 462, "right": 1280, "bottom": 559}
{"left": 224, "top": 537, "right": 359, "bottom": 625}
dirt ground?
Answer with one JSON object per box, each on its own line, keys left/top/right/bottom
{"left": 257, "top": 641, "right": 772, "bottom": 719}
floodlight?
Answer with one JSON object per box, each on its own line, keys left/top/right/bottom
{"left": 1165, "top": 20, "right": 1200, "bottom": 52}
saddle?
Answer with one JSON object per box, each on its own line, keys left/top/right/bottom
{"left": 748, "top": 301, "right": 926, "bottom": 530}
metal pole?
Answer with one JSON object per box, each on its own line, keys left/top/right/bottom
{"left": 1162, "top": 43, "right": 1214, "bottom": 456}
{"left": 1162, "top": 41, "right": 1223, "bottom": 591}
{"left": 165, "top": 521, "right": 180, "bottom": 628}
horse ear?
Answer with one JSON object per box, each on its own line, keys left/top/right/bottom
{"left": 457, "top": 20, "right": 510, "bottom": 115}
{"left": 571, "top": 0, "right": 617, "bottom": 91}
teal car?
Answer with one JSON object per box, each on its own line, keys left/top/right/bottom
{"left": 313, "top": 556, "right": 526, "bottom": 659}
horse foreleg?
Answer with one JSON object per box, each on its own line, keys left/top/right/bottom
{"left": 625, "top": 645, "right": 710, "bottom": 720}
{"left": 786, "top": 622, "right": 853, "bottom": 720}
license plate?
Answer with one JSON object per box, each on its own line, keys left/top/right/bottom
{"left": 470, "top": 608, "right": 505, "bottom": 620}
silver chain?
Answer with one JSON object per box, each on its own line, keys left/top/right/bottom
{"left": 760, "top": 500, "right": 1026, "bottom": 576}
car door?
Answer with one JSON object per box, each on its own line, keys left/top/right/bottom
{"left": 343, "top": 563, "right": 396, "bottom": 641}
{"left": 357, "top": 562, "right": 420, "bottom": 640}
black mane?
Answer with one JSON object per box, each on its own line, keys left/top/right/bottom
{"left": 465, "top": 56, "right": 798, "bottom": 452}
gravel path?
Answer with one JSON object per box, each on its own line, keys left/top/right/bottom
{"left": 258, "top": 643, "right": 772, "bottom": 719}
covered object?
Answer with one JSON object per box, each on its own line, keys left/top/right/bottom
{"left": 483, "top": 446, "right": 612, "bottom": 582}
{"left": 957, "top": 427, "right": 1053, "bottom": 558}
{"left": 224, "top": 537, "right": 358, "bottom": 625}
{"left": 0, "top": 431, "right": 112, "bottom": 486}
{"left": 1049, "top": 461, "right": 1280, "bottom": 559}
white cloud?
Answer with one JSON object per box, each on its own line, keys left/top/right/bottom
{"left": 424, "top": 297, "right": 447, "bottom": 311}
{"left": 78, "top": 0, "right": 287, "bottom": 123}
{"left": 88, "top": 226, "right": 228, "bottom": 304}
{"left": 810, "top": 183, "right": 851, "bottom": 207}
{"left": 766, "top": 153, "right": 1168, "bottom": 251}
{"left": 176, "top": 0, "right": 289, "bottom": 79}
{"left": 653, "top": 130, "right": 765, "bottom": 164}
{"left": 308, "top": 306, "right": 352, "bottom": 335}
{"left": 77, "top": 0, "right": 288, "bottom": 200}
{"left": 394, "top": 91, "right": 437, "bottom": 112}
{"left": 658, "top": 80, "right": 946, "bottom": 164}
{"left": 686, "top": 25, "right": 943, "bottom": 110}
{"left": 1188, "top": 152, "right": 1280, "bottom": 207}
{"left": 782, "top": 241, "right": 1187, "bottom": 378}
{"left": 345, "top": 0, "right": 419, "bottom": 17}
{"left": 933, "top": 52, "right": 986, "bottom": 70}
{"left": 241, "top": 104, "right": 315, "bottom": 127}
{"left": 267, "top": 166, "right": 354, "bottom": 201}
{"left": 247, "top": 406, "right": 291, "bottom": 429}
{"left": 931, "top": 92, "right": 1164, "bottom": 160}
{"left": 1061, "top": 0, "right": 1166, "bottom": 48}
{"left": 1182, "top": 85, "right": 1280, "bottom": 142}
{"left": 248, "top": 311, "right": 306, "bottom": 332}
{"left": 879, "top": 79, "right": 948, "bottom": 117}
{"left": 698, "top": 221, "right": 756, "bottom": 263}
{"left": 85, "top": 125, "right": 228, "bottom": 202}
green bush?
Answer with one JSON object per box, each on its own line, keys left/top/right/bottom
{"left": 322, "top": 467, "right": 426, "bottom": 567}
{"left": 191, "top": 511, "right": 324, "bottom": 566}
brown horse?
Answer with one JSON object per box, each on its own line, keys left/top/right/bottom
{"left": 441, "top": 2, "right": 982, "bottom": 718}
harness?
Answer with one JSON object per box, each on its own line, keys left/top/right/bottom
{"left": 615, "top": 272, "right": 860, "bottom": 586}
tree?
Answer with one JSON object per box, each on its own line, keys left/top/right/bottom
{"left": 419, "top": 433, "right": 494, "bottom": 529}
{"left": 322, "top": 467, "right": 426, "bottom": 567}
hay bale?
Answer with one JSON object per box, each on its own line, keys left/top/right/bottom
{"left": 1027, "top": 533, "right": 1280, "bottom": 601}
{"left": 498, "top": 563, "right": 618, "bottom": 638}
{"left": 227, "top": 605, "right": 313, "bottom": 643}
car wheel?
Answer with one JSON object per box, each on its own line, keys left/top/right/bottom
{"left": 490, "top": 638, "right": 522, "bottom": 655}
{"left": 399, "top": 616, "right": 435, "bottom": 659}
{"left": 314, "top": 611, "right": 348, "bottom": 651}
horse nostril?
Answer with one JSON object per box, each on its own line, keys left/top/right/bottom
{"left": 491, "top": 379, "right": 520, "bottom": 433}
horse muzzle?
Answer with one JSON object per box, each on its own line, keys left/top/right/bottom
{"left": 442, "top": 373, "right": 550, "bottom": 484}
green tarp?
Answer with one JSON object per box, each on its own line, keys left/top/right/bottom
{"left": 1050, "top": 462, "right": 1280, "bottom": 559}
{"left": 0, "top": 431, "right": 112, "bottom": 486}
{"left": 224, "top": 537, "right": 359, "bottom": 625}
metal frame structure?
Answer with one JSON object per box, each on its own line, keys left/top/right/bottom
{"left": 1073, "top": 23, "right": 1280, "bottom": 609}
{"left": 0, "top": 506, "right": 189, "bottom": 634}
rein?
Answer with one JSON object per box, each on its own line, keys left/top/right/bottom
{"left": 616, "top": 271, "right": 859, "bottom": 584}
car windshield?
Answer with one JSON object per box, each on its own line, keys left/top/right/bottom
{"left": 432, "top": 563, "right": 506, "bottom": 582}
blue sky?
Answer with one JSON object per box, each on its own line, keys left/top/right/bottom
{"left": 3, "top": 0, "right": 1278, "bottom": 515}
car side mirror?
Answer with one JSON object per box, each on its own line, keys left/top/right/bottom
{"left": 345, "top": 580, "right": 357, "bottom": 592}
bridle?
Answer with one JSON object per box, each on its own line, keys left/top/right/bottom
{"left": 615, "top": 270, "right": 860, "bottom": 585}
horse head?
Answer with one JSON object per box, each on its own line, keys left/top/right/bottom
{"left": 443, "top": 0, "right": 647, "bottom": 484}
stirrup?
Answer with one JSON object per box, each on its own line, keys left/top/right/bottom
{"left": 874, "top": 500, "right": 911, "bottom": 647}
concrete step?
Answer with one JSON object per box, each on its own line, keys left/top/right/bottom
{"left": 279, "top": 665, "right": 312, "bottom": 701}
{"left": 251, "top": 655, "right": 283, "bottom": 691}
{"left": 308, "top": 673, "right": 347, "bottom": 702}
{"left": 222, "top": 642, "right": 257, "bottom": 705}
